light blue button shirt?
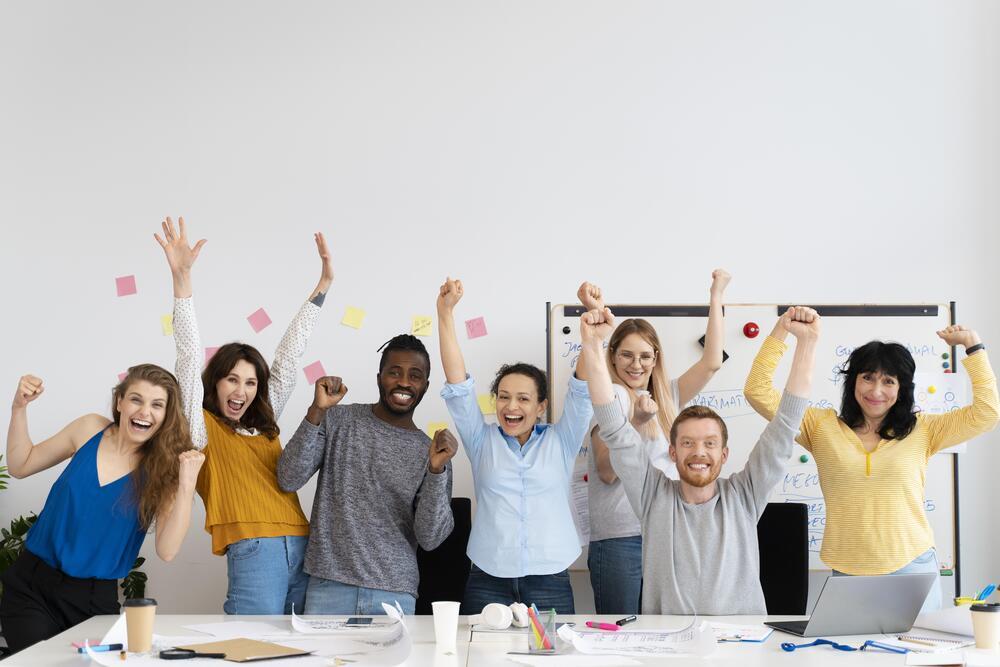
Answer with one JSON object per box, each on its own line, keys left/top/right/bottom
{"left": 441, "top": 374, "right": 593, "bottom": 578}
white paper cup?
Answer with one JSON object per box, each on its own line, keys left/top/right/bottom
{"left": 432, "top": 601, "right": 461, "bottom": 652}
{"left": 971, "top": 603, "right": 1000, "bottom": 651}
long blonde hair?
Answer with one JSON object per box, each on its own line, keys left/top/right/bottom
{"left": 606, "top": 318, "right": 677, "bottom": 440}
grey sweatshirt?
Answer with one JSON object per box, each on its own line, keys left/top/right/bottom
{"left": 277, "top": 403, "right": 454, "bottom": 597}
{"left": 594, "top": 391, "right": 807, "bottom": 615}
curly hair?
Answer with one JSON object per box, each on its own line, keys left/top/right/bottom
{"left": 112, "top": 364, "right": 192, "bottom": 529}
{"left": 201, "top": 343, "right": 279, "bottom": 439}
{"left": 490, "top": 362, "right": 548, "bottom": 402}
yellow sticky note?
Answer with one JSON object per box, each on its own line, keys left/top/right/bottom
{"left": 412, "top": 315, "right": 433, "bottom": 337}
{"left": 426, "top": 421, "right": 448, "bottom": 437}
{"left": 477, "top": 393, "right": 496, "bottom": 415}
{"left": 341, "top": 306, "right": 366, "bottom": 329}
{"left": 160, "top": 314, "right": 174, "bottom": 336}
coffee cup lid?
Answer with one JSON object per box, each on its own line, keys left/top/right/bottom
{"left": 123, "top": 598, "right": 158, "bottom": 607}
{"left": 971, "top": 603, "right": 1000, "bottom": 612}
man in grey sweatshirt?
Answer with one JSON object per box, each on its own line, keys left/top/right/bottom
{"left": 580, "top": 305, "right": 819, "bottom": 615}
{"left": 277, "top": 334, "right": 457, "bottom": 615}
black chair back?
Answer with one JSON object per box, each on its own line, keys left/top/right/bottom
{"left": 415, "top": 497, "right": 472, "bottom": 614}
{"left": 757, "top": 502, "right": 809, "bottom": 614}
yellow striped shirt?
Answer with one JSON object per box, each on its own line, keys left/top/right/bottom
{"left": 744, "top": 336, "right": 999, "bottom": 574}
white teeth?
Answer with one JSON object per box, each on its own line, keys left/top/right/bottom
{"left": 131, "top": 419, "right": 151, "bottom": 429}
{"left": 392, "top": 392, "right": 413, "bottom": 401}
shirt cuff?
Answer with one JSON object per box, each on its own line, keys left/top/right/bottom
{"left": 762, "top": 335, "right": 788, "bottom": 354}
{"left": 777, "top": 391, "right": 809, "bottom": 422}
{"left": 567, "top": 373, "right": 590, "bottom": 398}
{"left": 592, "top": 397, "right": 628, "bottom": 435}
{"left": 440, "top": 374, "right": 476, "bottom": 399}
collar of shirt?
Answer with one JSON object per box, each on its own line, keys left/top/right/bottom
{"left": 497, "top": 423, "right": 550, "bottom": 456}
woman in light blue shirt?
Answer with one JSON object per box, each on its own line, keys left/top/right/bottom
{"left": 436, "top": 277, "right": 593, "bottom": 614}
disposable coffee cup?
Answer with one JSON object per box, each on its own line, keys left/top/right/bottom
{"left": 123, "top": 597, "right": 157, "bottom": 653}
{"left": 432, "top": 601, "right": 460, "bottom": 653}
{"left": 970, "top": 603, "right": 1000, "bottom": 651}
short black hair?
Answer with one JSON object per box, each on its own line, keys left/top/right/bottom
{"left": 838, "top": 340, "right": 917, "bottom": 441}
{"left": 490, "top": 362, "right": 548, "bottom": 402}
{"left": 378, "top": 334, "right": 431, "bottom": 376}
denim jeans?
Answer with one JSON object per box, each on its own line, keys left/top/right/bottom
{"left": 832, "top": 547, "right": 941, "bottom": 613}
{"left": 460, "top": 563, "right": 575, "bottom": 616}
{"left": 303, "top": 577, "right": 416, "bottom": 615}
{"left": 224, "top": 536, "right": 309, "bottom": 615}
{"left": 588, "top": 535, "right": 643, "bottom": 615}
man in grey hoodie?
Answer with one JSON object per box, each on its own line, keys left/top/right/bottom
{"left": 580, "top": 306, "right": 818, "bottom": 615}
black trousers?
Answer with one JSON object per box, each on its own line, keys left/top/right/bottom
{"left": 0, "top": 549, "right": 119, "bottom": 654}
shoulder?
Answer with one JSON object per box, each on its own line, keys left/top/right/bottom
{"left": 68, "top": 413, "right": 112, "bottom": 451}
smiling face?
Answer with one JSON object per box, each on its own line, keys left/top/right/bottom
{"left": 853, "top": 370, "right": 899, "bottom": 423}
{"left": 116, "top": 380, "right": 169, "bottom": 444}
{"left": 669, "top": 417, "right": 728, "bottom": 488}
{"left": 612, "top": 332, "right": 657, "bottom": 390}
{"left": 495, "top": 373, "right": 547, "bottom": 445}
{"left": 215, "top": 359, "right": 259, "bottom": 422}
{"left": 376, "top": 350, "right": 430, "bottom": 415}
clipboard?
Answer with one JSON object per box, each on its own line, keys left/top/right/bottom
{"left": 174, "top": 638, "right": 312, "bottom": 662}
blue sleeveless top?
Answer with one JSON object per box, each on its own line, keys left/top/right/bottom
{"left": 26, "top": 429, "right": 147, "bottom": 580}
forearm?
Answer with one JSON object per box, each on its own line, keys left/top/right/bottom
{"left": 414, "top": 470, "right": 454, "bottom": 550}
{"left": 592, "top": 435, "right": 618, "bottom": 484}
{"left": 701, "top": 290, "right": 725, "bottom": 371}
{"left": 270, "top": 301, "right": 322, "bottom": 418}
{"left": 743, "top": 336, "right": 786, "bottom": 420}
{"left": 583, "top": 341, "right": 613, "bottom": 405}
{"left": 276, "top": 418, "right": 326, "bottom": 491}
{"left": 6, "top": 407, "right": 33, "bottom": 477}
{"left": 172, "top": 297, "right": 207, "bottom": 449}
{"left": 436, "top": 309, "right": 468, "bottom": 384}
{"left": 171, "top": 268, "right": 192, "bottom": 299}
{"left": 154, "top": 485, "right": 197, "bottom": 561}
{"left": 785, "top": 337, "right": 817, "bottom": 398}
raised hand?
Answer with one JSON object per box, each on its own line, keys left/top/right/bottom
{"left": 312, "top": 376, "right": 348, "bottom": 411}
{"left": 12, "top": 375, "right": 43, "bottom": 409}
{"left": 936, "top": 325, "right": 981, "bottom": 349}
{"left": 154, "top": 216, "right": 206, "bottom": 275}
{"left": 633, "top": 392, "right": 659, "bottom": 427}
{"left": 437, "top": 277, "right": 464, "bottom": 313}
{"left": 314, "top": 232, "right": 334, "bottom": 290}
{"left": 580, "top": 307, "right": 615, "bottom": 347}
{"left": 710, "top": 269, "right": 731, "bottom": 297}
{"left": 428, "top": 428, "right": 458, "bottom": 474}
{"left": 577, "top": 282, "right": 605, "bottom": 311}
{"left": 177, "top": 449, "right": 206, "bottom": 491}
{"left": 780, "top": 306, "right": 821, "bottom": 341}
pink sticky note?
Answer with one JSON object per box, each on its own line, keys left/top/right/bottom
{"left": 205, "top": 347, "right": 220, "bottom": 364}
{"left": 115, "top": 275, "right": 137, "bottom": 297}
{"left": 465, "top": 316, "right": 488, "bottom": 339}
{"left": 303, "top": 360, "right": 326, "bottom": 385}
{"left": 117, "top": 372, "right": 128, "bottom": 382}
{"left": 247, "top": 308, "right": 272, "bottom": 333}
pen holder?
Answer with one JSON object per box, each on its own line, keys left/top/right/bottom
{"left": 527, "top": 609, "right": 557, "bottom": 654}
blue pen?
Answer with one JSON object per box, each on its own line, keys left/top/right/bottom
{"left": 860, "top": 640, "right": 907, "bottom": 654}
{"left": 77, "top": 643, "right": 124, "bottom": 653}
{"left": 979, "top": 584, "right": 996, "bottom": 601}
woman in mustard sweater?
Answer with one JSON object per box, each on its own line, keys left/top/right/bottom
{"left": 744, "top": 307, "right": 999, "bottom": 611}
{"left": 155, "top": 217, "right": 332, "bottom": 614}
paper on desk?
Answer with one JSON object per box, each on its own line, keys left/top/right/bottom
{"left": 183, "top": 620, "right": 290, "bottom": 639}
{"left": 710, "top": 622, "right": 773, "bottom": 642}
{"left": 905, "top": 651, "right": 965, "bottom": 665}
{"left": 916, "top": 605, "right": 975, "bottom": 637}
{"left": 557, "top": 618, "right": 716, "bottom": 657}
{"left": 507, "top": 656, "right": 640, "bottom": 666}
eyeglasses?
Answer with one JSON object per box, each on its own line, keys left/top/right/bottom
{"left": 614, "top": 350, "right": 657, "bottom": 367}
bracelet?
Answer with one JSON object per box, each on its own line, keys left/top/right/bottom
{"left": 966, "top": 343, "right": 985, "bottom": 356}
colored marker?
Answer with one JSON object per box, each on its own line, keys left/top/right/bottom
{"left": 616, "top": 615, "right": 637, "bottom": 626}
{"left": 586, "top": 621, "right": 619, "bottom": 631}
{"left": 78, "top": 643, "right": 124, "bottom": 653}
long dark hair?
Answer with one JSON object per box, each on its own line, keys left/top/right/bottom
{"left": 201, "top": 343, "right": 279, "bottom": 439}
{"left": 111, "top": 364, "right": 191, "bottom": 528}
{"left": 838, "top": 341, "right": 917, "bottom": 440}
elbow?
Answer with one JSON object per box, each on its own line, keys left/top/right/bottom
{"left": 9, "top": 466, "right": 28, "bottom": 480}
{"left": 598, "top": 469, "right": 618, "bottom": 485}
{"left": 156, "top": 546, "right": 178, "bottom": 562}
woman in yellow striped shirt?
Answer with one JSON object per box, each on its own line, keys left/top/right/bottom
{"left": 744, "top": 307, "right": 999, "bottom": 612}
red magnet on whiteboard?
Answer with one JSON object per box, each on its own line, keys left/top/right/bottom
{"left": 743, "top": 323, "right": 760, "bottom": 338}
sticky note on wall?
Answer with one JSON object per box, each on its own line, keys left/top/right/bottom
{"left": 247, "top": 308, "right": 272, "bottom": 333}
{"left": 412, "top": 316, "right": 433, "bottom": 337}
{"left": 426, "top": 421, "right": 449, "bottom": 437}
{"left": 115, "top": 275, "right": 137, "bottom": 297}
{"left": 205, "top": 347, "right": 220, "bottom": 364}
{"left": 160, "top": 314, "right": 174, "bottom": 336}
{"left": 477, "top": 393, "right": 496, "bottom": 415}
{"left": 303, "top": 361, "right": 326, "bottom": 385}
{"left": 342, "top": 307, "right": 366, "bottom": 329}
{"left": 465, "top": 317, "right": 488, "bottom": 339}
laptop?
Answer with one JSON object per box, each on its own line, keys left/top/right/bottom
{"left": 765, "top": 573, "right": 937, "bottom": 637}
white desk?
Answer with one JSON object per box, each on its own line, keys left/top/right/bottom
{"left": 3, "top": 613, "right": 945, "bottom": 666}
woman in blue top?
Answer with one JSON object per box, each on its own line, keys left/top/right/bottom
{"left": 1, "top": 364, "right": 204, "bottom": 654}
{"left": 436, "top": 277, "right": 593, "bottom": 615}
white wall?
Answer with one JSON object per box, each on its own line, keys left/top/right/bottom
{"left": 1, "top": 1, "right": 997, "bottom": 613}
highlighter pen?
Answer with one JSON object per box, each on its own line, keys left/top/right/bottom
{"left": 586, "top": 621, "right": 620, "bottom": 632}
{"left": 77, "top": 643, "right": 124, "bottom": 653}
{"left": 615, "top": 615, "right": 637, "bottom": 626}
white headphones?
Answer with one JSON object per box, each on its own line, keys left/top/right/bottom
{"left": 468, "top": 602, "right": 530, "bottom": 629}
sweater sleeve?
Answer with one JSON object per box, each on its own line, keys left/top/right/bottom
{"left": 172, "top": 297, "right": 207, "bottom": 450}
{"left": 730, "top": 391, "right": 808, "bottom": 517}
{"left": 269, "top": 301, "right": 322, "bottom": 420}
{"left": 276, "top": 415, "right": 327, "bottom": 492}
{"left": 413, "top": 466, "right": 455, "bottom": 551}
{"left": 594, "top": 389, "right": 658, "bottom": 520}
{"left": 744, "top": 335, "right": 816, "bottom": 451}
{"left": 924, "top": 351, "right": 1000, "bottom": 455}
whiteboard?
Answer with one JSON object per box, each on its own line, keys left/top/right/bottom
{"left": 548, "top": 303, "right": 964, "bottom": 597}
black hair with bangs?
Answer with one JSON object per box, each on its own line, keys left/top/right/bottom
{"left": 837, "top": 340, "right": 917, "bottom": 441}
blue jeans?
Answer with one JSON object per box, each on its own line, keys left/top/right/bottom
{"left": 832, "top": 547, "right": 941, "bottom": 614}
{"left": 224, "top": 536, "right": 309, "bottom": 615}
{"left": 460, "top": 563, "right": 575, "bottom": 616}
{"left": 304, "top": 577, "right": 416, "bottom": 615}
{"left": 588, "top": 535, "right": 642, "bottom": 615}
